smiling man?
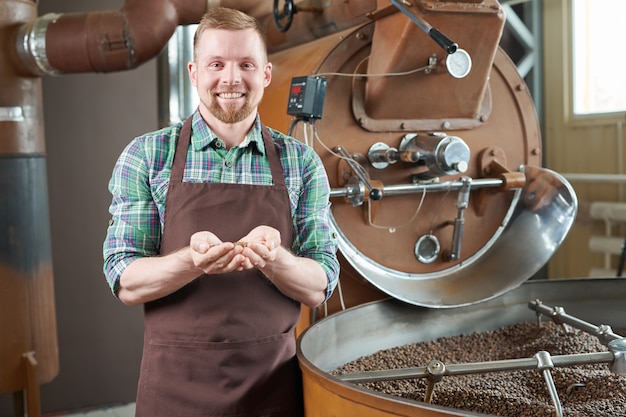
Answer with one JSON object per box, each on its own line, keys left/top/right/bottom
{"left": 102, "top": 7, "right": 339, "bottom": 417}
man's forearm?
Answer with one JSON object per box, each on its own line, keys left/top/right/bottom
{"left": 260, "top": 246, "right": 328, "bottom": 308}
{"left": 117, "top": 247, "right": 201, "bottom": 306}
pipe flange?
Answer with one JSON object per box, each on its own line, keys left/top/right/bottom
{"left": 16, "top": 13, "right": 62, "bottom": 76}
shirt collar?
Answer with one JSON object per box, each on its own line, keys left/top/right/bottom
{"left": 190, "top": 110, "right": 266, "bottom": 155}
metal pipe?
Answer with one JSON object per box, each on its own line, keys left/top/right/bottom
{"left": 14, "top": 0, "right": 379, "bottom": 77}
{"left": 329, "top": 178, "right": 505, "bottom": 199}
{"left": 528, "top": 300, "right": 624, "bottom": 345}
{"left": 0, "top": 0, "right": 58, "bottom": 402}
{"left": 618, "top": 120, "right": 624, "bottom": 201}
{"left": 535, "top": 351, "right": 563, "bottom": 417}
{"left": 561, "top": 173, "right": 626, "bottom": 184}
{"left": 335, "top": 351, "right": 616, "bottom": 383}
{"left": 447, "top": 176, "right": 471, "bottom": 261}
{"left": 14, "top": 0, "right": 210, "bottom": 76}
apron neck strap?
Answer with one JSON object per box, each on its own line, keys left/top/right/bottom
{"left": 171, "top": 116, "right": 285, "bottom": 187}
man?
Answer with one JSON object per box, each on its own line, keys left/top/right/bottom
{"left": 103, "top": 7, "right": 339, "bottom": 416}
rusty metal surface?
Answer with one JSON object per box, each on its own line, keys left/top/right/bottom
{"left": 0, "top": 1, "right": 45, "bottom": 155}
{"left": 13, "top": 0, "right": 379, "bottom": 76}
{"left": 262, "top": 0, "right": 377, "bottom": 53}
{"left": 17, "top": 0, "right": 208, "bottom": 75}
{"left": 364, "top": 0, "right": 504, "bottom": 124}
{"left": 262, "top": 10, "right": 544, "bottom": 311}
{"left": 0, "top": 157, "right": 58, "bottom": 393}
{"left": 0, "top": 0, "right": 51, "bottom": 397}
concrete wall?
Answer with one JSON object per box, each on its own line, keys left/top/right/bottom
{"left": 1, "top": 0, "right": 157, "bottom": 414}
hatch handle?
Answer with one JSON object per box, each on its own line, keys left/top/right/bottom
{"left": 389, "top": 0, "right": 458, "bottom": 54}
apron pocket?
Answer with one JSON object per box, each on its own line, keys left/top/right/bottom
{"left": 140, "top": 332, "right": 301, "bottom": 417}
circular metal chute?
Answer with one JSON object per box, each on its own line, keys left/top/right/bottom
{"left": 333, "top": 165, "right": 577, "bottom": 307}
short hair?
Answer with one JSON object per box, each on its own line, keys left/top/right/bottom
{"left": 193, "top": 7, "right": 268, "bottom": 62}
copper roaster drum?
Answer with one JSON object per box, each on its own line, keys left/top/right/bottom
{"left": 261, "top": 12, "right": 574, "bottom": 310}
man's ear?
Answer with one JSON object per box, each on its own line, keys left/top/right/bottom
{"left": 264, "top": 62, "right": 272, "bottom": 87}
{"left": 188, "top": 61, "right": 197, "bottom": 86}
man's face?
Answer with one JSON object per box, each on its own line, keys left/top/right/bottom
{"left": 188, "top": 28, "right": 272, "bottom": 125}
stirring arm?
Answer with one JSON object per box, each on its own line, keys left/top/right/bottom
{"left": 447, "top": 176, "right": 471, "bottom": 261}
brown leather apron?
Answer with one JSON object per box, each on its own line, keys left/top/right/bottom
{"left": 135, "top": 117, "right": 303, "bottom": 417}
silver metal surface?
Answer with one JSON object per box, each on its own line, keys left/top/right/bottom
{"left": 331, "top": 165, "right": 578, "bottom": 307}
{"left": 16, "top": 13, "right": 61, "bottom": 76}
{"left": 408, "top": 134, "right": 471, "bottom": 179}
{"left": 609, "top": 338, "right": 626, "bottom": 375}
{"left": 299, "top": 278, "right": 626, "bottom": 372}
{"left": 298, "top": 278, "right": 626, "bottom": 416}
{"left": 529, "top": 300, "right": 624, "bottom": 344}
{"left": 0, "top": 107, "right": 24, "bottom": 122}
{"left": 415, "top": 234, "right": 440, "bottom": 264}
{"left": 368, "top": 142, "right": 398, "bottom": 169}
{"left": 158, "top": 25, "right": 198, "bottom": 127}
{"left": 329, "top": 177, "right": 504, "bottom": 199}
{"left": 447, "top": 176, "right": 471, "bottom": 261}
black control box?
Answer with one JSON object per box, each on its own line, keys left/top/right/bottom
{"left": 287, "top": 76, "right": 327, "bottom": 120}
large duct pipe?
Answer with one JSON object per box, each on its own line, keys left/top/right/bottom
{"left": 15, "top": 0, "right": 211, "bottom": 76}
{"left": 14, "top": 0, "right": 377, "bottom": 76}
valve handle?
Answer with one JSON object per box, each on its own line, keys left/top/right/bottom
{"left": 369, "top": 188, "right": 383, "bottom": 201}
{"left": 273, "top": 0, "right": 296, "bottom": 32}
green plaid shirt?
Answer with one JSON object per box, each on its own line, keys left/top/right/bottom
{"left": 103, "top": 110, "right": 338, "bottom": 300}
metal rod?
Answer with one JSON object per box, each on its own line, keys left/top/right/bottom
{"left": 561, "top": 173, "right": 626, "bottom": 184}
{"left": 535, "top": 351, "right": 563, "bottom": 417}
{"left": 448, "top": 176, "right": 471, "bottom": 261}
{"left": 541, "top": 368, "right": 563, "bottom": 417}
{"left": 528, "top": 300, "right": 624, "bottom": 344}
{"left": 335, "top": 351, "right": 615, "bottom": 383}
{"left": 617, "top": 236, "right": 626, "bottom": 277}
{"left": 329, "top": 178, "right": 505, "bottom": 199}
{"left": 423, "top": 381, "right": 436, "bottom": 403}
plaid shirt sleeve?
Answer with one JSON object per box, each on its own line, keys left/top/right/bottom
{"left": 271, "top": 129, "right": 340, "bottom": 302}
{"left": 102, "top": 127, "right": 176, "bottom": 295}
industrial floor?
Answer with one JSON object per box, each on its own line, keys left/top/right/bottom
{"left": 47, "top": 403, "right": 135, "bottom": 417}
